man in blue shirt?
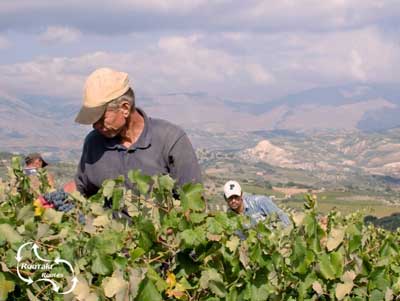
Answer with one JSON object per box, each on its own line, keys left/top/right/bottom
{"left": 223, "top": 180, "right": 291, "bottom": 227}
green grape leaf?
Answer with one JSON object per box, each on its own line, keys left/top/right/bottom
{"left": 190, "top": 212, "right": 207, "bottom": 224}
{"left": 147, "top": 266, "right": 168, "bottom": 291}
{"left": 0, "top": 272, "right": 15, "bottom": 301}
{"left": 179, "top": 183, "right": 205, "bottom": 212}
{"left": 42, "top": 208, "right": 63, "bottom": 224}
{"left": 200, "top": 269, "right": 226, "bottom": 297}
{"left": 206, "top": 217, "right": 224, "bottom": 234}
{"left": 157, "top": 175, "right": 175, "bottom": 192}
{"left": 331, "top": 251, "right": 344, "bottom": 277}
{"left": 17, "top": 205, "right": 34, "bottom": 221}
{"left": 102, "top": 180, "right": 115, "bottom": 198}
{"left": 112, "top": 187, "right": 124, "bottom": 210}
{"left": 319, "top": 254, "right": 336, "bottom": 280}
{"left": 135, "top": 278, "right": 162, "bottom": 301}
{"left": 130, "top": 248, "right": 145, "bottom": 261}
{"left": 180, "top": 228, "right": 206, "bottom": 247}
{"left": 91, "top": 254, "right": 113, "bottom": 275}
{"left": 0, "top": 224, "right": 22, "bottom": 244}
{"left": 370, "top": 289, "right": 385, "bottom": 301}
{"left": 128, "top": 170, "right": 151, "bottom": 195}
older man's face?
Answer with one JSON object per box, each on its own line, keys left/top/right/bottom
{"left": 93, "top": 107, "right": 126, "bottom": 138}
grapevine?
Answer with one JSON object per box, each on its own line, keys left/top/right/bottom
{"left": 0, "top": 157, "right": 399, "bottom": 301}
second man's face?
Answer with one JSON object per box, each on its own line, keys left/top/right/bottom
{"left": 227, "top": 195, "right": 243, "bottom": 213}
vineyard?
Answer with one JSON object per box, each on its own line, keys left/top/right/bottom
{"left": 1, "top": 157, "right": 400, "bottom": 300}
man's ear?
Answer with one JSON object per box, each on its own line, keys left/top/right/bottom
{"left": 120, "top": 101, "right": 131, "bottom": 117}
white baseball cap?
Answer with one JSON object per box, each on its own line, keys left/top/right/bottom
{"left": 223, "top": 180, "right": 242, "bottom": 199}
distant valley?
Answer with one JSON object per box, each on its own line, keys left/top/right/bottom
{"left": 1, "top": 83, "right": 400, "bottom": 187}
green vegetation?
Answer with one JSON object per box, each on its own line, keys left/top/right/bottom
{"left": 284, "top": 190, "right": 400, "bottom": 218}
{"left": 240, "top": 184, "right": 285, "bottom": 199}
{"left": 1, "top": 157, "right": 400, "bottom": 300}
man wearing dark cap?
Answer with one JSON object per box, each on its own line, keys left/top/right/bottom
{"left": 75, "top": 67, "right": 202, "bottom": 197}
{"left": 24, "top": 153, "right": 55, "bottom": 189}
{"left": 24, "top": 153, "right": 48, "bottom": 175}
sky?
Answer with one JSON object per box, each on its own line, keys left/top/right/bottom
{"left": 0, "top": 0, "right": 399, "bottom": 104}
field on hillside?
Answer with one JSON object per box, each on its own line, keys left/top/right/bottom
{"left": 2, "top": 148, "right": 400, "bottom": 219}
{"left": 206, "top": 179, "right": 400, "bottom": 218}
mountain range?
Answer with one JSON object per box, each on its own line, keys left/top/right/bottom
{"left": 1, "top": 83, "right": 399, "bottom": 159}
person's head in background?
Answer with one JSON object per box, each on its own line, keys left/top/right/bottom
{"left": 224, "top": 180, "right": 244, "bottom": 214}
{"left": 25, "top": 153, "right": 48, "bottom": 169}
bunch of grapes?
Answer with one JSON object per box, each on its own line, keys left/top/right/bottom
{"left": 43, "top": 190, "right": 74, "bottom": 212}
{"left": 78, "top": 213, "right": 86, "bottom": 224}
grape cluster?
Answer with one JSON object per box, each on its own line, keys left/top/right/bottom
{"left": 43, "top": 190, "right": 74, "bottom": 212}
{"left": 78, "top": 213, "right": 86, "bottom": 224}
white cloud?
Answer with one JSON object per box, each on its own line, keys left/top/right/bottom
{"left": 38, "top": 26, "right": 81, "bottom": 44}
{"left": 154, "top": 35, "right": 275, "bottom": 92}
{"left": 350, "top": 50, "right": 366, "bottom": 81}
{"left": 245, "top": 64, "right": 274, "bottom": 84}
{"left": 0, "top": 35, "right": 10, "bottom": 48}
{"left": 0, "top": 53, "right": 103, "bottom": 99}
{"left": 118, "top": 0, "right": 210, "bottom": 13}
{"left": 238, "top": 0, "right": 400, "bottom": 30}
{"left": 0, "top": 34, "right": 276, "bottom": 101}
{"left": 253, "top": 26, "right": 400, "bottom": 87}
{"left": 0, "top": 25, "right": 398, "bottom": 103}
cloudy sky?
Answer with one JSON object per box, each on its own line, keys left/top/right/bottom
{"left": 0, "top": 0, "right": 399, "bottom": 104}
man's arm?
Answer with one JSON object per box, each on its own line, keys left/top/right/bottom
{"left": 75, "top": 140, "right": 98, "bottom": 197}
{"left": 47, "top": 173, "right": 56, "bottom": 189}
{"left": 257, "top": 196, "right": 291, "bottom": 226}
{"left": 167, "top": 133, "right": 202, "bottom": 186}
{"left": 75, "top": 156, "right": 88, "bottom": 196}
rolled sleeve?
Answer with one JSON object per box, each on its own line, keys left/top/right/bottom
{"left": 258, "top": 196, "right": 291, "bottom": 226}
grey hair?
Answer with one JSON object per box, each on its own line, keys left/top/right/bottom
{"left": 106, "top": 88, "right": 135, "bottom": 111}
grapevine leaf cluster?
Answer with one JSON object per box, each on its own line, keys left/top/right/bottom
{"left": 0, "top": 157, "right": 399, "bottom": 301}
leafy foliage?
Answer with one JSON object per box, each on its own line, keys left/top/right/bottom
{"left": 0, "top": 157, "right": 400, "bottom": 300}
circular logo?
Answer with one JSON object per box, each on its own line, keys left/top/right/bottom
{"left": 15, "top": 242, "right": 78, "bottom": 294}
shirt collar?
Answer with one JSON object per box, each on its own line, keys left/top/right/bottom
{"left": 104, "top": 107, "right": 152, "bottom": 150}
{"left": 133, "top": 107, "right": 152, "bottom": 150}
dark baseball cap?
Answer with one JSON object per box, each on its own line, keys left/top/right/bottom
{"left": 25, "top": 153, "right": 48, "bottom": 167}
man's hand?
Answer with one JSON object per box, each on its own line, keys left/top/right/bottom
{"left": 63, "top": 180, "right": 77, "bottom": 193}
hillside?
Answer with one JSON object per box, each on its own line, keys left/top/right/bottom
{"left": 0, "top": 83, "right": 400, "bottom": 161}
{"left": 245, "top": 130, "right": 400, "bottom": 178}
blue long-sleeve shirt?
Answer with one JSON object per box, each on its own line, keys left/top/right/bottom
{"left": 241, "top": 193, "right": 291, "bottom": 226}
